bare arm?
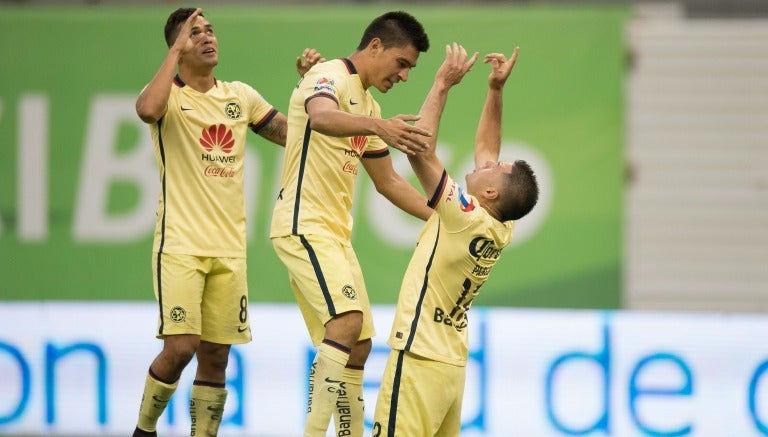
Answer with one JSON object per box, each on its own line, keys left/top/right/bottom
{"left": 135, "top": 8, "right": 202, "bottom": 124}
{"left": 362, "top": 155, "right": 433, "bottom": 221}
{"left": 306, "top": 97, "right": 432, "bottom": 155}
{"left": 474, "top": 47, "right": 519, "bottom": 167}
{"left": 254, "top": 112, "right": 288, "bottom": 147}
{"left": 409, "top": 43, "right": 477, "bottom": 196}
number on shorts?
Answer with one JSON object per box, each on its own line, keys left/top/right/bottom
{"left": 239, "top": 295, "right": 248, "bottom": 323}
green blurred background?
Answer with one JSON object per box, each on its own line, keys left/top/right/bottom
{"left": 0, "top": 5, "right": 628, "bottom": 308}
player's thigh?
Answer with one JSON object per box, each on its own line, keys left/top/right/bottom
{"left": 435, "top": 363, "right": 466, "bottom": 437}
{"left": 201, "top": 256, "right": 250, "bottom": 345}
{"left": 152, "top": 252, "right": 207, "bottom": 337}
{"left": 272, "top": 235, "right": 372, "bottom": 339}
{"left": 343, "top": 244, "right": 375, "bottom": 341}
{"left": 373, "top": 350, "right": 464, "bottom": 437}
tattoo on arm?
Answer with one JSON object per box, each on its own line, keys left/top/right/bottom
{"left": 258, "top": 117, "right": 288, "bottom": 144}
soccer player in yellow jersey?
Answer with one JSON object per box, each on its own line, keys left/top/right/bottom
{"left": 132, "top": 8, "right": 322, "bottom": 437}
{"left": 270, "top": 11, "right": 434, "bottom": 437}
{"left": 372, "top": 45, "right": 539, "bottom": 436}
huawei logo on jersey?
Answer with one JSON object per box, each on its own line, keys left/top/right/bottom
{"left": 350, "top": 135, "right": 367, "bottom": 155}
{"left": 200, "top": 124, "right": 235, "bottom": 154}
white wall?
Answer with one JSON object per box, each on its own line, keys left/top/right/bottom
{"left": 625, "top": 13, "right": 768, "bottom": 311}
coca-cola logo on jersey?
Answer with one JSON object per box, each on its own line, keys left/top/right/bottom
{"left": 342, "top": 161, "right": 358, "bottom": 175}
{"left": 204, "top": 166, "right": 235, "bottom": 178}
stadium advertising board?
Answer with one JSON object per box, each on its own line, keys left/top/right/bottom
{"left": 1, "top": 303, "right": 768, "bottom": 436}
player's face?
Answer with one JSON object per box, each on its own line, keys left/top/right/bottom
{"left": 185, "top": 16, "right": 218, "bottom": 68}
{"left": 465, "top": 160, "right": 514, "bottom": 197}
{"left": 370, "top": 44, "right": 420, "bottom": 93}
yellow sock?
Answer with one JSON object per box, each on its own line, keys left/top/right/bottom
{"left": 190, "top": 382, "right": 227, "bottom": 437}
{"left": 334, "top": 365, "right": 364, "bottom": 437}
{"left": 136, "top": 371, "right": 178, "bottom": 432}
{"left": 305, "top": 340, "right": 350, "bottom": 437}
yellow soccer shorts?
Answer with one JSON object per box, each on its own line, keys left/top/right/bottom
{"left": 152, "top": 252, "right": 251, "bottom": 345}
{"left": 271, "top": 234, "right": 375, "bottom": 346}
{"left": 373, "top": 350, "right": 466, "bottom": 437}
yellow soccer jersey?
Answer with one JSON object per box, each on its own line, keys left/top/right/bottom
{"left": 387, "top": 171, "right": 514, "bottom": 367}
{"left": 270, "top": 58, "right": 388, "bottom": 242}
{"left": 150, "top": 75, "right": 277, "bottom": 257}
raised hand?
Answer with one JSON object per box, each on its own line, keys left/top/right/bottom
{"left": 484, "top": 47, "right": 519, "bottom": 90}
{"left": 171, "top": 8, "right": 203, "bottom": 56}
{"left": 296, "top": 48, "right": 326, "bottom": 77}
{"left": 435, "top": 42, "right": 479, "bottom": 88}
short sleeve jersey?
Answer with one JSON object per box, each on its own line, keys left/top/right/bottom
{"left": 150, "top": 75, "right": 277, "bottom": 257}
{"left": 386, "top": 171, "right": 514, "bottom": 367}
{"left": 270, "top": 58, "right": 388, "bottom": 243}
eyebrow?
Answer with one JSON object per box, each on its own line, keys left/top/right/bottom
{"left": 397, "top": 57, "right": 415, "bottom": 68}
{"left": 191, "top": 22, "right": 213, "bottom": 31}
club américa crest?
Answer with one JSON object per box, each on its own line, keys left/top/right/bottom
{"left": 341, "top": 285, "right": 357, "bottom": 300}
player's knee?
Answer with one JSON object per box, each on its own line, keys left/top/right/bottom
{"left": 197, "top": 344, "right": 230, "bottom": 373}
{"left": 163, "top": 335, "right": 199, "bottom": 363}
{"left": 325, "top": 311, "right": 363, "bottom": 345}
{"left": 350, "top": 338, "right": 372, "bottom": 364}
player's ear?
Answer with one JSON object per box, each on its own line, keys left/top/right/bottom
{"left": 482, "top": 186, "right": 499, "bottom": 201}
{"left": 368, "top": 37, "right": 383, "bottom": 54}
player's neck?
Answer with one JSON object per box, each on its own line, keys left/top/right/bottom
{"left": 177, "top": 67, "right": 216, "bottom": 93}
{"left": 347, "top": 51, "right": 371, "bottom": 90}
{"left": 480, "top": 199, "right": 503, "bottom": 222}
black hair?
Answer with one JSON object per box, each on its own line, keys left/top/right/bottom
{"left": 164, "top": 8, "right": 203, "bottom": 47}
{"left": 498, "top": 160, "right": 539, "bottom": 221}
{"left": 357, "top": 11, "right": 429, "bottom": 53}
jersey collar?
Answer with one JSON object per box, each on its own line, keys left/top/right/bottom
{"left": 340, "top": 58, "right": 357, "bottom": 75}
{"left": 172, "top": 74, "right": 218, "bottom": 89}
